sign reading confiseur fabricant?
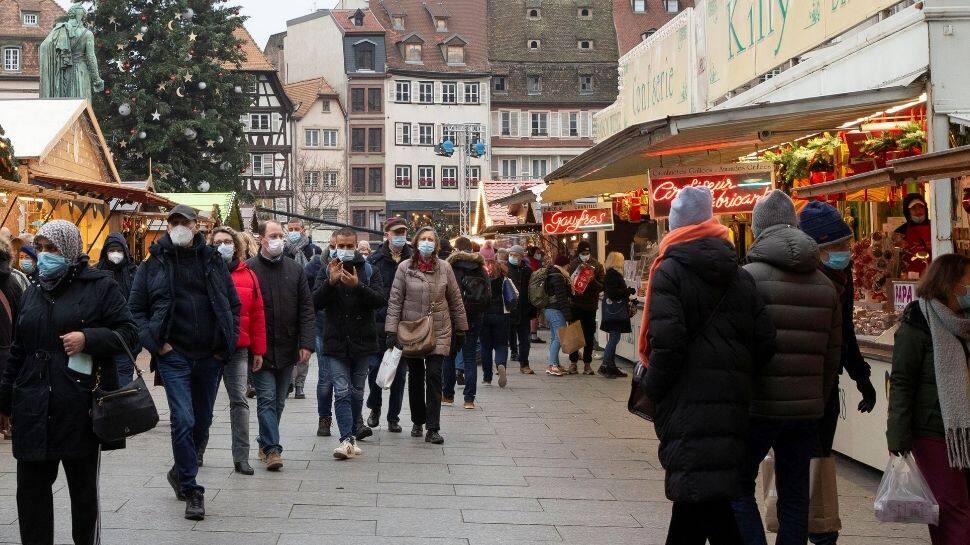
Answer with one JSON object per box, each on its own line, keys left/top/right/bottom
{"left": 648, "top": 162, "right": 774, "bottom": 219}
{"left": 542, "top": 205, "right": 615, "bottom": 236}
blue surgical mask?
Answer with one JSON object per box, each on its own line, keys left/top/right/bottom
{"left": 19, "top": 259, "right": 34, "bottom": 274}
{"left": 417, "top": 240, "right": 435, "bottom": 256}
{"left": 286, "top": 231, "right": 302, "bottom": 244}
{"left": 509, "top": 256, "right": 520, "bottom": 266}
{"left": 337, "top": 249, "right": 355, "bottom": 262}
{"left": 824, "top": 251, "right": 851, "bottom": 271}
{"left": 391, "top": 235, "right": 407, "bottom": 248}
{"left": 329, "top": 247, "right": 337, "bottom": 259}
{"left": 37, "top": 252, "right": 68, "bottom": 278}
{"left": 959, "top": 288, "right": 970, "bottom": 311}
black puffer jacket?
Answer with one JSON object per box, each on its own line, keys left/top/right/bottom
{"left": 247, "top": 253, "right": 315, "bottom": 370}
{"left": 129, "top": 233, "right": 240, "bottom": 362}
{"left": 743, "top": 225, "right": 842, "bottom": 420}
{"left": 0, "top": 259, "right": 137, "bottom": 461}
{"left": 314, "top": 253, "right": 385, "bottom": 358}
{"left": 601, "top": 268, "right": 635, "bottom": 334}
{"left": 448, "top": 252, "right": 490, "bottom": 319}
{"left": 644, "top": 237, "right": 775, "bottom": 503}
{"left": 95, "top": 232, "right": 137, "bottom": 299}
{"left": 368, "top": 241, "right": 412, "bottom": 327}
{"left": 507, "top": 262, "right": 535, "bottom": 321}
{"left": 567, "top": 258, "right": 604, "bottom": 311}
{"left": 543, "top": 265, "right": 572, "bottom": 321}
{"left": 0, "top": 237, "right": 24, "bottom": 375}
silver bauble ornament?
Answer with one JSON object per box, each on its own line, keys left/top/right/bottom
{"left": 138, "top": 131, "right": 147, "bottom": 139}
{"left": 233, "top": 86, "right": 242, "bottom": 94}
{"left": 181, "top": 8, "right": 195, "bottom": 20}
{"left": 198, "top": 82, "right": 207, "bottom": 90}
{"left": 183, "top": 127, "right": 197, "bottom": 140}
{"left": 118, "top": 103, "right": 132, "bottom": 116}
{"left": 197, "top": 181, "right": 210, "bottom": 192}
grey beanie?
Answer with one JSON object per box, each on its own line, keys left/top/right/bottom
{"left": 668, "top": 186, "right": 714, "bottom": 231}
{"left": 752, "top": 189, "right": 798, "bottom": 237}
{"left": 508, "top": 245, "right": 525, "bottom": 255}
{"left": 37, "top": 220, "right": 83, "bottom": 263}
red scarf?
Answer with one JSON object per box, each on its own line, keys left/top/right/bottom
{"left": 416, "top": 252, "right": 436, "bottom": 273}
{"left": 638, "top": 218, "right": 733, "bottom": 364}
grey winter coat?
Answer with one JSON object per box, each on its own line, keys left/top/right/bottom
{"left": 385, "top": 257, "right": 469, "bottom": 356}
{"left": 743, "top": 224, "right": 842, "bottom": 420}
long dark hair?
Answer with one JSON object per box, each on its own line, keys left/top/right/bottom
{"left": 917, "top": 254, "right": 970, "bottom": 303}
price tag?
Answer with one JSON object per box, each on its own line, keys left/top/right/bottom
{"left": 893, "top": 281, "right": 917, "bottom": 311}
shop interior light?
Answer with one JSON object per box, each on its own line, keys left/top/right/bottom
{"left": 859, "top": 120, "right": 917, "bottom": 132}
{"left": 581, "top": 233, "right": 589, "bottom": 239}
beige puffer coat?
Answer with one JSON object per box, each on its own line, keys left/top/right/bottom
{"left": 385, "top": 257, "right": 469, "bottom": 356}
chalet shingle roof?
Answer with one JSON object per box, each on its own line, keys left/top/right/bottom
{"left": 376, "top": 0, "right": 488, "bottom": 74}
{"left": 284, "top": 77, "right": 338, "bottom": 119}
{"left": 233, "top": 26, "right": 276, "bottom": 72}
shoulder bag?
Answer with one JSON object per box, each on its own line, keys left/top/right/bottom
{"left": 398, "top": 270, "right": 437, "bottom": 357}
{"left": 91, "top": 331, "right": 159, "bottom": 442}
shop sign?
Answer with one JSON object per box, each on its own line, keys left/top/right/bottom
{"left": 697, "top": 0, "right": 899, "bottom": 102}
{"left": 593, "top": 103, "right": 624, "bottom": 144}
{"left": 542, "top": 205, "right": 614, "bottom": 235}
{"left": 648, "top": 162, "right": 774, "bottom": 218}
{"left": 893, "top": 281, "right": 917, "bottom": 311}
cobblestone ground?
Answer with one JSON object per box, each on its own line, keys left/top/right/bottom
{"left": 0, "top": 351, "right": 930, "bottom": 544}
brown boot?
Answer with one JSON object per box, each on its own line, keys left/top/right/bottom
{"left": 582, "top": 364, "right": 594, "bottom": 375}
{"left": 317, "top": 416, "right": 331, "bottom": 437}
{"left": 566, "top": 363, "right": 579, "bottom": 375}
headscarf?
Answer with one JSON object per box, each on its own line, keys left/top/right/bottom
{"left": 37, "top": 220, "right": 83, "bottom": 264}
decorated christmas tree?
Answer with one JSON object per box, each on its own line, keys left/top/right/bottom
{"left": 0, "top": 123, "right": 19, "bottom": 182}
{"left": 84, "top": 0, "right": 250, "bottom": 192}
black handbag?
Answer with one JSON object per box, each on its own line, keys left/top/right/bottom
{"left": 602, "top": 297, "right": 632, "bottom": 321}
{"left": 91, "top": 331, "right": 159, "bottom": 442}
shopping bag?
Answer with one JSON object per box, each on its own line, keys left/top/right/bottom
{"left": 558, "top": 320, "right": 586, "bottom": 355}
{"left": 808, "top": 456, "right": 842, "bottom": 533}
{"left": 376, "top": 348, "right": 402, "bottom": 389}
{"left": 762, "top": 453, "right": 780, "bottom": 533}
{"left": 874, "top": 454, "right": 939, "bottom": 525}
{"left": 571, "top": 265, "right": 595, "bottom": 294}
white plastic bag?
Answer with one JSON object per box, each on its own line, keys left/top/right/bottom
{"left": 873, "top": 454, "right": 939, "bottom": 525}
{"left": 376, "top": 348, "right": 402, "bottom": 389}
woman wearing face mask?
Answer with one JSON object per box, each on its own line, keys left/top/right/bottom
{"left": 385, "top": 227, "right": 468, "bottom": 444}
{"left": 599, "top": 251, "right": 634, "bottom": 379}
{"left": 894, "top": 193, "right": 933, "bottom": 276}
{"left": 565, "top": 240, "right": 604, "bottom": 375}
{"left": 887, "top": 254, "right": 970, "bottom": 545}
{"left": 0, "top": 220, "right": 137, "bottom": 545}
{"left": 17, "top": 244, "right": 37, "bottom": 279}
{"left": 199, "top": 227, "right": 266, "bottom": 476}
{"left": 95, "top": 233, "right": 141, "bottom": 385}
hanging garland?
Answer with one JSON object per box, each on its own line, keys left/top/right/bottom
{"left": 0, "top": 123, "right": 19, "bottom": 182}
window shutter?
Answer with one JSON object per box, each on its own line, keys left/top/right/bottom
{"left": 560, "top": 112, "right": 569, "bottom": 136}
{"left": 411, "top": 81, "right": 419, "bottom": 102}
{"left": 491, "top": 111, "right": 500, "bottom": 135}
{"left": 510, "top": 111, "right": 520, "bottom": 137}
{"left": 580, "top": 111, "right": 591, "bottom": 137}
{"left": 478, "top": 82, "right": 487, "bottom": 104}
{"left": 388, "top": 83, "right": 396, "bottom": 102}
{"left": 549, "top": 112, "right": 559, "bottom": 137}
{"left": 272, "top": 113, "right": 281, "bottom": 133}
{"left": 434, "top": 82, "right": 442, "bottom": 104}
{"left": 521, "top": 111, "right": 531, "bottom": 137}
{"left": 395, "top": 123, "right": 404, "bottom": 145}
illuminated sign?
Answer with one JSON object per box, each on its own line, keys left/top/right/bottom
{"left": 648, "top": 162, "right": 774, "bottom": 218}
{"left": 542, "top": 206, "right": 615, "bottom": 235}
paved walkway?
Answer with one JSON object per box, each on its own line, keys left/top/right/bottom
{"left": 0, "top": 352, "right": 929, "bottom": 544}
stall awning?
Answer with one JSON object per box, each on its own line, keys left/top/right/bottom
{"left": 1, "top": 177, "right": 104, "bottom": 205}
{"left": 794, "top": 144, "right": 970, "bottom": 199}
{"left": 33, "top": 175, "right": 176, "bottom": 208}
{"left": 479, "top": 223, "right": 541, "bottom": 235}
{"left": 543, "top": 84, "right": 924, "bottom": 203}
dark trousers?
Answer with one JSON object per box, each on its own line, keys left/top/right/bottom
{"left": 443, "top": 315, "right": 480, "bottom": 402}
{"left": 480, "top": 313, "right": 510, "bottom": 382}
{"left": 367, "top": 330, "right": 407, "bottom": 423}
{"left": 17, "top": 451, "right": 101, "bottom": 545}
{"left": 407, "top": 355, "right": 443, "bottom": 431}
{"left": 568, "top": 307, "right": 596, "bottom": 364}
{"left": 667, "top": 500, "right": 743, "bottom": 545}
{"left": 733, "top": 418, "right": 817, "bottom": 545}
{"left": 511, "top": 316, "right": 531, "bottom": 367}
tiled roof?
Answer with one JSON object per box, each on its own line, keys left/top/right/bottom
{"left": 612, "top": 0, "right": 693, "bottom": 56}
{"left": 481, "top": 180, "right": 541, "bottom": 225}
{"left": 233, "top": 26, "right": 276, "bottom": 72}
{"left": 423, "top": 2, "right": 450, "bottom": 18}
{"left": 332, "top": 9, "right": 387, "bottom": 34}
{"left": 375, "top": 0, "right": 489, "bottom": 74}
{"left": 0, "top": 0, "right": 65, "bottom": 40}
{"left": 488, "top": 0, "right": 618, "bottom": 64}
{"left": 284, "top": 77, "right": 338, "bottom": 119}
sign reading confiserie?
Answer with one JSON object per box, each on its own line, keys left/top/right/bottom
{"left": 542, "top": 206, "right": 615, "bottom": 236}
{"left": 648, "top": 162, "right": 774, "bottom": 219}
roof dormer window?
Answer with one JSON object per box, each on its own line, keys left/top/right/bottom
{"left": 633, "top": 0, "right": 646, "bottom": 12}
{"left": 435, "top": 17, "right": 447, "bottom": 32}
{"left": 528, "top": 8, "right": 540, "bottom": 19}
{"left": 351, "top": 8, "right": 365, "bottom": 27}
{"left": 446, "top": 45, "right": 464, "bottom": 65}
{"left": 406, "top": 43, "right": 423, "bottom": 63}
{"left": 578, "top": 40, "right": 593, "bottom": 50}
{"left": 528, "top": 40, "right": 540, "bottom": 50}
{"left": 21, "top": 12, "right": 38, "bottom": 26}
{"left": 642, "top": 28, "right": 657, "bottom": 41}
{"left": 392, "top": 16, "right": 405, "bottom": 30}
{"left": 578, "top": 7, "right": 591, "bottom": 18}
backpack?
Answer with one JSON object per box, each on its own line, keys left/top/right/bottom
{"left": 460, "top": 271, "right": 491, "bottom": 313}
{"left": 528, "top": 267, "right": 550, "bottom": 309}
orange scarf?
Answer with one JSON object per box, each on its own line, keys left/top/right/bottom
{"left": 637, "top": 218, "right": 733, "bottom": 365}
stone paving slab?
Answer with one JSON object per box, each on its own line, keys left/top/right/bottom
{"left": 0, "top": 351, "right": 930, "bottom": 544}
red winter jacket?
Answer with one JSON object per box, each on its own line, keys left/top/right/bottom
{"left": 231, "top": 260, "right": 267, "bottom": 355}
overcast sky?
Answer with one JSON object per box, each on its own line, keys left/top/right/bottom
{"left": 57, "top": 0, "right": 336, "bottom": 50}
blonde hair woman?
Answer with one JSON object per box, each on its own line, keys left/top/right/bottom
{"left": 599, "top": 251, "right": 635, "bottom": 378}
{"left": 239, "top": 231, "right": 260, "bottom": 259}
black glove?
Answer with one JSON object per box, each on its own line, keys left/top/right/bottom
{"left": 386, "top": 333, "right": 398, "bottom": 351}
{"left": 857, "top": 377, "right": 877, "bottom": 413}
{"left": 451, "top": 333, "right": 465, "bottom": 357}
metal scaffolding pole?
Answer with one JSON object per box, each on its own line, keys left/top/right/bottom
{"left": 441, "top": 122, "right": 486, "bottom": 236}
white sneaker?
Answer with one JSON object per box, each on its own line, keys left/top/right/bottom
{"left": 333, "top": 440, "right": 356, "bottom": 460}
{"left": 353, "top": 441, "right": 362, "bottom": 456}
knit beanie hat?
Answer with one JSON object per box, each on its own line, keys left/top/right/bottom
{"left": 798, "top": 201, "right": 853, "bottom": 247}
{"left": 37, "top": 220, "right": 83, "bottom": 263}
{"left": 752, "top": 189, "right": 798, "bottom": 237}
{"left": 19, "top": 243, "right": 36, "bottom": 261}
{"left": 576, "top": 240, "right": 592, "bottom": 254}
{"left": 668, "top": 186, "right": 714, "bottom": 231}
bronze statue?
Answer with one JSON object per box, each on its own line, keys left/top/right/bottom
{"left": 38, "top": 4, "right": 104, "bottom": 101}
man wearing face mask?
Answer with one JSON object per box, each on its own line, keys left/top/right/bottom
{"left": 894, "top": 193, "right": 932, "bottom": 276}
{"left": 364, "top": 218, "right": 411, "bottom": 432}
{"left": 129, "top": 205, "right": 241, "bottom": 520}
{"left": 284, "top": 219, "right": 322, "bottom": 398}
{"left": 246, "top": 220, "right": 315, "bottom": 472}
{"left": 565, "top": 240, "right": 604, "bottom": 375}
{"left": 95, "top": 232, "right": 140, "bottom": 385}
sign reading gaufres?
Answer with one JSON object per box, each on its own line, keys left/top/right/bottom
{"left": 648, "top": 162, "right": 774, "bottom": 218}
{"left": 542, "top": 205, "right": 615, "bottom": 235}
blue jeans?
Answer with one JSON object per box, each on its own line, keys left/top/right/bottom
{"left": 367, "top": 327, "right": 407, "bottom": 422}
{"left": 443, "top": 315, "right": 480, "bottom": 402}
{"left": 156, "top": 350, "right": 222, "bottom": 495}
{"left": 115, "top": 353, "right": 135, "bottom": 387}
{"left": 253, "top": 365, "right": 294, "bottom": 455}
{"left": 315, "top": 336, "right": 333, "bottom": 418}
{"left": 480, "top": 313, "right": 510, "bottom": 382}
{"left": 328, "top": 354, "right": 373, "bottom": 442}
{"left": 732, "top": 418, "right": 817, "bottom": 545}
{"left": 544, "top": 308, "right": 567, "bottom": 366}
{"left": 602, "top": 330, "right": 621, "bottom": 367}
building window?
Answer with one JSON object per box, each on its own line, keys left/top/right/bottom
{"left": 633, "top": 0, "right": 646, "bottom": 12}
{"left": 321, "top": 99, "right": 331, "bottom": 112}
{"left": 323, "top": 170, "right": 338, "bottom": 188}
{"left": 471, "top": 126, "right": 483, "bottom": 145}
{"left": 568, "top": 112, "right": 580, "bottom": 137}
{"left": 246, "top": 75, "right": 258, "bottom": 94}
{"left": 351, "top": 168, "right": 366, "bottom": 193}
{"left": 435, "top": 17, "right": 448, "bottom": 31}
{"left": 528, "top": 8, "right": 540, "bottom": 19}
{"left": 304, "top": 170, "right": 320, "bottom": 190}
{"left": 493, "top": 76, "right": 506, "bottom": 93}
{"left": 442, "top": 128, "right": 458, "bottom": 145}
{"left": 578, "top": 40, "right": 593, "bottom": 50}
{"left": 665, "top": 0, "right": 680, "bottom": 13}
{"left": 418, "top": 124, "right": 434, "bottom": 145}
{"left": 442, "top": 82, "right": 457, "bottom": 104}
{"left": 531, "top": 112, "right": 548, "bottom": 136}
{"left": 367, "top": 127, "right": 382, "bottom": 153}
{"left": 322, "top": 129, "right": 338, "bottom": 148}
{"left": 500, "top": 111, "right": 512, "bottom": 136}
{"left": 368, "top": 167, "right": 383, "bottom": 193}
{"left": 354, "top": 42, "right": 375, "bottom": 71}
{"left": 392, "top": 16, "right": 405, "bottom": 30}
{"left": 321, "top": 208, "right": 339, "bottom": 221}
{"left": 250, "top": 113, "right": 270, "bottom": 131}
{"left": 580, "top": 75, "right": 594, "bottom": 95}
{"left": 578, "top": 7, "right": 591, "bottom": 18}
{"left": 446, "top": 45, "right": 464, "bottom": 65}
{"left": 442, "top": 167, "right": 458, "bottom": 189}
{"left": 527, "top": 76, "right": 541, "bottom": 95}
{"left": 642, "top": 28, "right": 657, "bottom": 40}
{"left": 367, "top": 88, "right": 382, "bottom": 112}
{"left": 21, "top": 12, "right": 38, "bottom": 26}
{"left": 528, "top": 40, "right": 540, "bottom": 50}
{"left": 395, "top": 122, "right": 412, "bottom": 145}
{"left": 352, "top": 209, "right": 366, "bottom": 227}
{"left": 2, "top": 47, "right": 20, "bottom": 71}
{"left": 501, "top": 159, "right": 517, "bottom": 180}
{"left": 395, "top": 165, "right": 412, "bottom": 188}
{"left": 304, "top": 129, "right": 320, "bottom": 147}
{"left": 464, "top": 82, "right": 479, "bottom": 104}
{"left": 351, "top": 128, "right": 366, "bottom": 152}
{"left": 418, "top": 82, "right": 434, "bottom": 103}
{"left": 405, "top": 43, "right": 423, "bottom": 63}
{"left": 531, "top": 159, "right": 548, "bottom": 178}
{"left": 395, "top": 80, "right": 411, "bottom": 102}
{"left": 468, "top": 166, "right": 481, "bottom": 186}
{"left": 250, "top": 154, "right": 274, "bottom": 176}
{"left": 351, "top": 88, "right": 365, "bottom": 112}
{"left": 418, "top": 166, "right": 435, "bottom": 189}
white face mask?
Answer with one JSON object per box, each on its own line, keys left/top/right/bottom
{"left": 216, "top": 243, "right": 235, "bottom": 261}
{"left": 266, "top": 238, "right": 285, "bottom": 257}
{"left": 107, "top": 251, "right": 124, "bottom": 265}
{"left": 169, "top": 225, "right": 194, "bottom": 247}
